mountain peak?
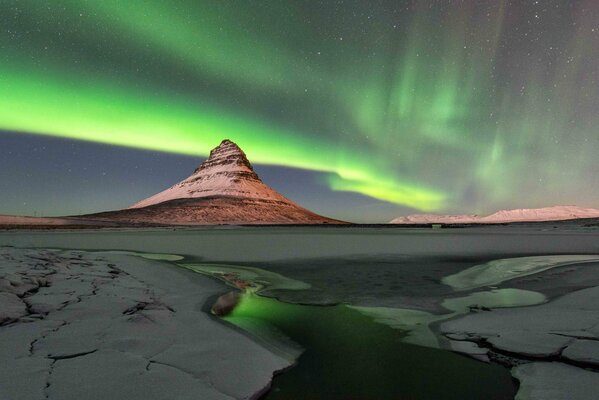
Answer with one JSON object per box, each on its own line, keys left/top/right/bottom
{"left": 130, "top": 139, "right": 277, "bottom": 209}
{"left": 116, "top": 139, "right": 345, "bottom": 224}
{"left": 217, "top": 138, "right": 237, "bottom": 147}
{"left": 193, "top": 139, "right": 255, "bottom": 176}
{"left": 210, "top": 139, "right": 244, "bottom": 158}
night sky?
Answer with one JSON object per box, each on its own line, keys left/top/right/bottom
{"left": 1, "top": 1, "right": 598, "bottom": 222}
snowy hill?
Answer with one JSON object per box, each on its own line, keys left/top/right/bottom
{"left": 390, "top": 206, "right": 599, "bottom": 224}
{"left": 88, "top": 139, "right": 344, "bottom": 225}
{"left": 130, "top": 139, "right": 293, "bottom": 209}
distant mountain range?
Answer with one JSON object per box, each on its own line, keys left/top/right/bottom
{"left": 390, "top": 205, "right": 599, "bottom": 224}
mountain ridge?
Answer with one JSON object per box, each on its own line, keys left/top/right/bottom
{"left": 390, "top": 205, "right": 599, "bottom": 224}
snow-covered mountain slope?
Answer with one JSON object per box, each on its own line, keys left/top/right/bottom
{"left": 91, "top": 139, "right": 344, "bottom": 225}
{"left": 130, "top": 139, "right": 293, "bottom": 209}
{"left": 87, "top": 196, "right": 342, "bottom": 225}
{"left": 480, "top": 206, "right": 599, "bottom": 223}
{"left": 390, "top": 206, "right": 599, "bottom": 224}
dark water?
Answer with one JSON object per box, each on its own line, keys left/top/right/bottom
{"left": 225, "top": 294, "right": 516, "bottom": 400}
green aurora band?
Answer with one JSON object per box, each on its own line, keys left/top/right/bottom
{"left": 2, "top": 1, "right": 598, "bottom": 212}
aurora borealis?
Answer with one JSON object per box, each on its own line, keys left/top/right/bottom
{"left": 1, "top": 1, "right": 599, "bottom": 221}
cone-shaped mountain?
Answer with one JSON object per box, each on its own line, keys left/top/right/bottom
{"left": 87, "top": 139, "right": 345, "bottom": 225}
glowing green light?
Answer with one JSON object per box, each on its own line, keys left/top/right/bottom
{"left": 0, "top": 59, "right": 444, "bottom": 210}
{"left": 3, "top": 1, "right": 597, "bottom": 213}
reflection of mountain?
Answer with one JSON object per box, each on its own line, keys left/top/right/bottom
{"left": 391, "top": 206, "right": 599, "bottom": 224}
{"left": 87, "top": 140, "right": 345, "bottom": 225}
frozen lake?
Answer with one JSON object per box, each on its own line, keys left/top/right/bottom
{"left": 1, "top": 226, "right": 599, "bottom": 399}
{"left": 2, "top": 225, "right": 599, "bottom": 261}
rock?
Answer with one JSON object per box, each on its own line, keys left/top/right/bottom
{"left": 212, "top": 291, "right": 241, "bottom": 316}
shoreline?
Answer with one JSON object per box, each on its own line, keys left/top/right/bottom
{"left": 1, "top": 228, "right": 598, "bottom": 264}
{"left": 1, "top": 214, "right": 599, "bottom": 231}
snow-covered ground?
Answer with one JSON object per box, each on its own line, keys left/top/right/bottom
{"left": 0, "top": 247, "right": 290, "bottom": 400}
{"left": 442, "top": 284, "right": 599, "bottom": 400}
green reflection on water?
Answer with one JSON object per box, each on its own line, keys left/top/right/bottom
{"left": 225, "top": 293, "right": 516, "bottom": 400}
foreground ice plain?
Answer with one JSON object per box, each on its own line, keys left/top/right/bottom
{"left": 0, "top": 248, "right": 290, "bottom": 400}
{"left": 1, "top": 225, "right": 599, "bottom": 399}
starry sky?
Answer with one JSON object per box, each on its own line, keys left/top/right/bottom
{"left": 1, "top": 1, "right": 598, "bottom": 223}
